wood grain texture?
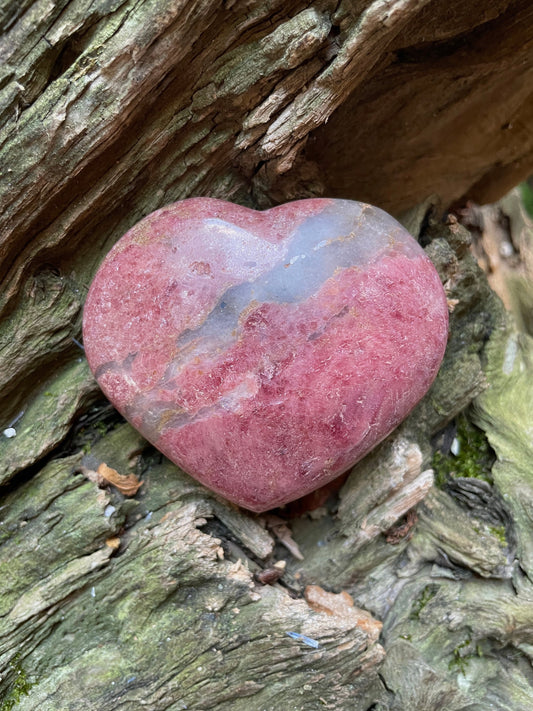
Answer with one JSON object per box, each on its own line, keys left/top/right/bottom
{"left": 1, "top": 0, "right": 533, "bottom": 708}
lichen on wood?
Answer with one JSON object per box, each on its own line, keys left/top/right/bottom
{"left": 1, "top": 0, "right": 533, "bottom": 708}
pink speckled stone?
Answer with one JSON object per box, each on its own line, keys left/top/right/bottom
{"left": 83, "top": 198, "right": 448, "bottom": 512}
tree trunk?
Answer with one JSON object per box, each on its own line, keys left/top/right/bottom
{"left": 1, "top": 1, "right": 533, "bottom": 708}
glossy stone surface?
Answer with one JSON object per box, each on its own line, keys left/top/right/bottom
{"left": 83, "top": 198, "right": 448, "bottom": 512}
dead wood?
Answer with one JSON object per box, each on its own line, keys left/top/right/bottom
{"left": 1, "top": 1, "right": 533, "bottom": 709}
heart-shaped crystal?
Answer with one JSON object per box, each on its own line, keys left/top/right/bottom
{"left": 83, "top": 198, "right": 448, "bottom": 511}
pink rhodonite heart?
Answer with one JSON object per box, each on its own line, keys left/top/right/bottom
{"left": 83, "top": 198, "right": 448, "bottom": 512}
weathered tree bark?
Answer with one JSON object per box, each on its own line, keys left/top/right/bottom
{"left": 1, "top": 1, "right": 533, "bottom": 709}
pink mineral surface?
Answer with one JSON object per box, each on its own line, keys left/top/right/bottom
{"left": 83, "top": 198, "right": 449, "bottom": 512}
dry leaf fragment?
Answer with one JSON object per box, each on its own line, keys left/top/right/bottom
{"left": 385, "top": 508, "right": 418, "bottom": 544}
{"left": 447, "top": 298, "right": 460, "bottom": 312}
{"left": 254, "top": 567, "right": 283, "bottom": 585}
{"left": 96, "top": 462, "right": 143, "bottom": 496}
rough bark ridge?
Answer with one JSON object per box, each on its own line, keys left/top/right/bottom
{"left": 1, "top": 1, "right": 533, "bottom": 709}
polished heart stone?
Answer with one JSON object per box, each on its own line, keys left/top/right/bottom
{"left": 83, "top": 198, "right": 448, "bottom": 512}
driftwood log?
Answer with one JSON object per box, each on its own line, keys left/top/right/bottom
{"left": 1, "top": 1, "right": 533, "bottom": 708}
